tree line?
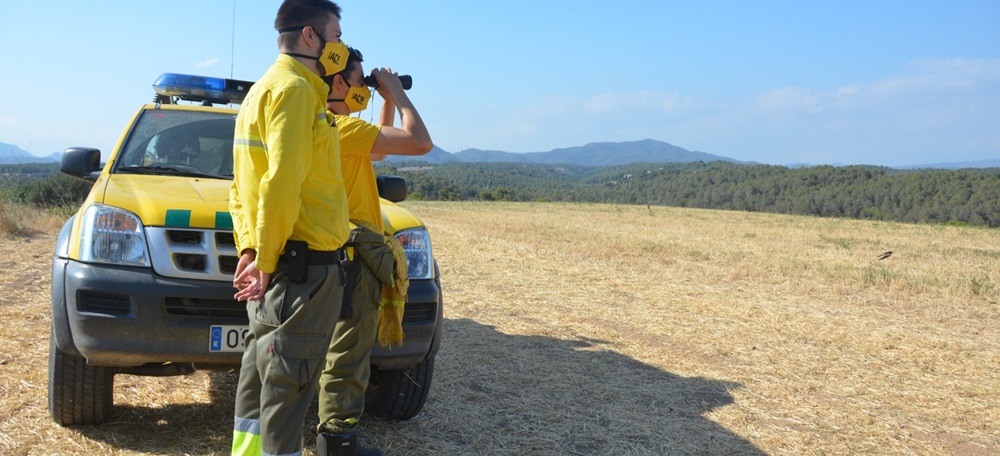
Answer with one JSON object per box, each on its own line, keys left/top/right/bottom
{"left": 4, "top": 161, "right": 999, "bottom": 228}
{"left": 376, "top": 161, "right": 1000, "bottom": 228}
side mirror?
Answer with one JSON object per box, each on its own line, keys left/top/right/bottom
{"left": 376, "top": 175, "right": 408, "bottom": 203}
{"left": 60, "top": 147, "right": 102, "bottom": 181}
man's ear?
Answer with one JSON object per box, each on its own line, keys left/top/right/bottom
{"left": 302, "top": 25, "right": 320, "bottom": 48}
{"left": 333, "top": 73, "right": 349, "bottom": 91}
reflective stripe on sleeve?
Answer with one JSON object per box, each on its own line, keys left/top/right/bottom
{"left": 234, "top": 138, "right": 267, "bottom": 150}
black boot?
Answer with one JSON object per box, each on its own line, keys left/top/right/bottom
{"left": 317, "top": 432, "right": 383, "bottom": 456}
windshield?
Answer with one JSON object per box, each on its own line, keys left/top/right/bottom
{"left": 114, "top": 109, "right": 236, "bottom": 179}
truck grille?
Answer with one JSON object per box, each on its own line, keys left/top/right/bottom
{"left": 165, "top": 297, "right": 246, "bottom": 319}
{"left": 146, "top": 227, "right": 238, "bottom": 281}
{"left": 78, "top": 291, "right": 132, "bottom": 316}
{"left": 163, "top": 299, "right": 434, "bottom": 322}
{"left": 402, "top": 302, "right": 436, "bottom": 324}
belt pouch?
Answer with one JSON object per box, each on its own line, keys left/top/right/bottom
{"left": 285, "top": 240, "right": 308, "bottom": 283}
{"left": 339, "top": 256, "right": 357, "bottom": 319}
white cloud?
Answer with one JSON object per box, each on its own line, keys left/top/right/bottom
{"left": 581, "top": 91, "right": 695, "bottom": 114}
{"left": 725, "top": 58, "right": 1000, "bottom": 128}
{"left": 197, "top": 58, "right": 220, "bottom": 68}
{"left": 0, "top": 115, "right": 21, "bottom": 127}
{"left": 513, "top": 91, "right": 698, "bottom": 118}
{"left": 753, "top": 87, "right": 825, "bottom": 114}
{"left": 440, "top": 58, "right": 1000, "bottom": 164}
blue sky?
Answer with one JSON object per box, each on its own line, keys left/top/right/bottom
{"left": 1, "top": 1, "right": 998, "bottom": 166}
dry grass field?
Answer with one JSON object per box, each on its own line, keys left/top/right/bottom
{"left": 1, "top": 201, "right": 997, "bottom": 455}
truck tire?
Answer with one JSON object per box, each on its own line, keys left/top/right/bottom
{"left": 365, "top": 356, "right": 434, "bottom": 420}
{"left": 48, "top": 329, "right": 115, "bottom": 425}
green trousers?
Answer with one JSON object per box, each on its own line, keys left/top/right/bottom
{"left": 232, "top": 262, "right": 343, "bottom": 456}
{"left": 316, "top": 232, "right": 387, "bottom": 434}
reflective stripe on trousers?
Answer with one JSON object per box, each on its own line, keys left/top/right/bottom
{"left": 232, "top": 262, "right": 344, "bottom": 455}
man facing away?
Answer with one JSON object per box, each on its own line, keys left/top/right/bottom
{"left": 315, "top": 46, "right": 433, "bottom": 456}
{"left": 228, "top": 1, "right": 352, "bottom": 454}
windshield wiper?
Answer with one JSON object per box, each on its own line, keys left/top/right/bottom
{"left": 117, "top": 164, "right": 227, "bottom": 179}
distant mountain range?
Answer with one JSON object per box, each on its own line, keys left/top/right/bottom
{"left": 390, "top": 139, "right": 743, "bottom": 167}
{"left": 893, "top": 159, "right": 1000, "bottom": 169}
{"left": 385, "top": 139, "right": 1000, "bottom": 169}
{"left": 3, "top": 139, "right": 997, "bottom": 169}
{"left": 0, "top": 142, "right": 60, "bottom": 165}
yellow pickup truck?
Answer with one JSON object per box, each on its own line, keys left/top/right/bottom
{"left": 49, "top": 74, "right": 442, "bottom": 425}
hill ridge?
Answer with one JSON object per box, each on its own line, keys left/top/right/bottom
{"left": 387, "top": 139, "right": 740, "bottom": 167}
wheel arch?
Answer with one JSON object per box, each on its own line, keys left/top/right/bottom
{"left": 51, "top": 216, "right": 80, "bottom": 355}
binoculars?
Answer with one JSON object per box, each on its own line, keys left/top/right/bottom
{"left": 363, "top": 74, "right": 412, "bottom": 90}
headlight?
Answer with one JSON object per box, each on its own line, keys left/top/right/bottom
{"left": 79, "top": 204, "right": 150, "bottom": 267}
{"left": 394, "top": 227, "right": 433, "bottom": 279}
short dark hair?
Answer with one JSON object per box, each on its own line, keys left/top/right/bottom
{"left": 344, "top": 46, "right": 364, "bottom": 74}
{"left": 275, "top": 0, "right": 342, "bottom": 47}
{"left": 328, "top": 46, "right": 364, "bottom": 86}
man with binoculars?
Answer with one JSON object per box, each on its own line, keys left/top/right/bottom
{"left": 315, "top": 46, "right": 433, "bottom": 456}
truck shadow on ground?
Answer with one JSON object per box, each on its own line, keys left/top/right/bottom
{"left": 69, "top": 372, "right": 239, "bottom": 454}
{"left": 74, "top": 317, "right": 764, "bottom": 455}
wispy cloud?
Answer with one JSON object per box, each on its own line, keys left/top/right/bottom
{"left": 753, "top": 87, "right": 825, "bottom": 114}
{"left": 581, "top": 91, "right": 695, "bottom": 114}
{"left": 444, "top": 58, "right": 1000, "bottom": 163}
{"left": 197, "top": 58, "right": 220, "bottom": 68}
{"left": 748, "top": 58, "right": 1000, "bottom": 115}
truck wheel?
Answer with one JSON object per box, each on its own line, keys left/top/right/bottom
{"left": 48, "top": 329, "right": 115, "bottom": 425}
{"left": 365, "top": 356, "right": 434, "bottom": 420}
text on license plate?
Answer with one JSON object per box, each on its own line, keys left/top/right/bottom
{"left": 210, "top": 325, "right": 249, "bottom": 352}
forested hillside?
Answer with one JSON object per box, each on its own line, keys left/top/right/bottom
{"left": 377, "top": 161, "right": 1000, "bottom": 228}
{"left": 5, "top": 161, "right": 999, "bottom": 228}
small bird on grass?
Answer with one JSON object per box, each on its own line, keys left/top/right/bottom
{"left": 877, "top": 251, "right": 893, "bottom": 260}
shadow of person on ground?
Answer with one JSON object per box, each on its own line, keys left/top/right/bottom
{"left": 72, "top": 318, "right": 763, "bottom": 455}
{"left": 361, "top": 318, "right": 765, "bottom": 455}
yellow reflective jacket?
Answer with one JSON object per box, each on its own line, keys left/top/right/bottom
{"left": 230, "top": 55, "right": 349, "bottom": 273}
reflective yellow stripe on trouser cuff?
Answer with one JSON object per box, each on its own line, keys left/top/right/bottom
{"left": 232, "top": 416, "right": 262, "bottom": 456}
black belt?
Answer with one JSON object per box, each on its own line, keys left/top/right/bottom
{"left": 281, "top": 247, "right": 344, "bottom": 265}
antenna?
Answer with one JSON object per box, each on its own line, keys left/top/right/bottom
{"left": 230, "top": 0, "right": 236, "bottom": 79}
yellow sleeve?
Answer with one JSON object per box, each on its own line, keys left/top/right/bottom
{"left": 336, "top": 115, "right": 380, "bottom": 158}
{"left": 254, "top": 86, "right": 316, "bottom": 272}
{"left": 229, "top": 178, "right": 252, "bottom": 253}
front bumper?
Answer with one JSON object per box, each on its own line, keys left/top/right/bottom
{"left": 53, "top": 258, "right": 245, "bottom": 367}
{"left": 51, "top": 258, "right": 442, "bottom": 370}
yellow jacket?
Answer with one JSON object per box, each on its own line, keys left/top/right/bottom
{"left": 350, "top": 227, "right": 408, "bottom": 348}
{"left": 378, "top": 234, "right": 409, "bottom": 348}
{"left": 230, "top": 55, "right": 349, "bottom": 273}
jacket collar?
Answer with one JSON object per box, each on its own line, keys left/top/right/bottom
{"left": 276, "top": 54, "right": 330, "bottom": 98}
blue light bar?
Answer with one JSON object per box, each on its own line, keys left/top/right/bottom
{"left": 152, "top": 73, "right": 253, "bottom": 104}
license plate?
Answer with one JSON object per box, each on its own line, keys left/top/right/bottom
{"left": 209, "top": 325, "right": 249, "bottom": 352}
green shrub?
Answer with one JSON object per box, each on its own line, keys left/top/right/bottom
{"left": 6, "top": 174, "right": 92, "bottom": 210}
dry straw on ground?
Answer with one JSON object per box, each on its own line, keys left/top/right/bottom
{"left": 1, "top": 201, "right": 997, "bottom": 455}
